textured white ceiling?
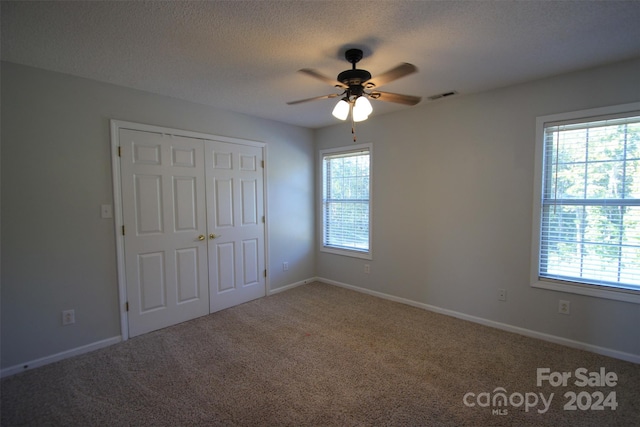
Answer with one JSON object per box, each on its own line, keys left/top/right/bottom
{"left": 2, "top": 1, "right": 640, "bottom": 128}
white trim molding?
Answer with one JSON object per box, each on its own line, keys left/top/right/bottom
{"left": 318, "top": 143, "right": 374, "bottom": 261}
{"left": 530, "top": 102, "right": 640, "bottom": 304}
{"left": 110, "top": 119, "right": 269, "bottom": 341}
{"left": 268, "top": 277, "right": 319, "bottom": 296}
{"left": 1, "top": 336, "right": 122, "bottom": 378}
{"left": 318, "top": 277, "right": 640, "bottom": 365}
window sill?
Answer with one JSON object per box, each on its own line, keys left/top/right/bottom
{"left": 532, "top": 279, "right": 640, "bottom": 304}
{"left": 321, "top": 246, "right": 372, "bottom": 260}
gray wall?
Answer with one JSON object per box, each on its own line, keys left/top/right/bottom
{"left": 3, "top": 58, "right": 639, "bottom": 370}
{"left": 315, "top": 58, "right": 640, "bottom": 357}
{"left": 1, "top": 62, "right": 316, "bottom": 368}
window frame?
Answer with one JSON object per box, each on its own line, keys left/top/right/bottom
{"left": 531, "top": 102, "right": 640, "bottom": 304}
{"left": 319, "top": 143, "right": 373, "bottom": 260}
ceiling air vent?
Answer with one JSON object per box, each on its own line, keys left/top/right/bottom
{"left": 427, "top": 91, "right": 458, "bottom": 101}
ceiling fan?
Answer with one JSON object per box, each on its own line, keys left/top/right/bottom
{"left": 287, "top": 48, "right": 422, "bottom": 123}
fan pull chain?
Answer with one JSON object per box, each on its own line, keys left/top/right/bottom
{"left": 351, "top": 110, "right": 357, "bottom": 142}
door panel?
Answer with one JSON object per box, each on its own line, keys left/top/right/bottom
{"left": 120, "top": 129, "right": 209, "bottom": 337}
{"left": 216, "top": 242, "right": 235, "bottom": 292}
{"left": 172, "top": 146, "right": 196, "bottom": 168}
{"left": 242, "top": 238, "right": 259, "bottom": 285}
{"left": 176, "top": 247, "right": 200, "bottom": 302}
{"left": 138, "top": 251, "right": 166, "bottom": 312}
{"left": 215, "top": 178, "right": 234, "bottom": 227}
{"left": 173, "top": 176, "right": 198, "bottom": 231}
{"left": 241, "top": 180, "right": 258, "bottom": 225}
{"left": 207, "top": 141, "right": 265, "bottom": 312}
{"left": 133, "top": 143, "right": 161, "bottom": 165}
{"left": 135, "top": 175, "right": 164, "bottom": 234}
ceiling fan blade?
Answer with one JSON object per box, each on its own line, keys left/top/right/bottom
{"left": 287, "top": 93, "right": 341, "bottom": 105}
{"left": 364, "top": 63, "right": 418, "bottom": 88}
{"left": 298, "top": 69, "right": 347, "bottom": 88}
{"left": 370, "top": 91, "right": 422, "bottom": 106}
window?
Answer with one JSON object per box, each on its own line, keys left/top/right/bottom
{"left": 532, "top": 103, "right": 640, "bottom": 303}
{"left": 320, "top": 144, "right": 372, "bottom": 259}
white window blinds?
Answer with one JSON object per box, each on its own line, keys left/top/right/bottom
{"left": 539, "top": 113, "right": 640, "bottom": 291}
{"left": 322, "top": 147, "right": 370, "bottom": 254}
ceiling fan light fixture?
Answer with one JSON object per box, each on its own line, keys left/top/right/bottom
{"left": 354, "top": 96, "right": 373, "bottom": 116}
{"left": 289, "top": 48, "right": 421, "bottom": 130}
{"left": 332, "top": 98, "right": 350, "bottom": 120}
{"left": 352, "top": 107, "right": 370, "bottom": 123}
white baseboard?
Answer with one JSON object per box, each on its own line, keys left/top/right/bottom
{"left": 1, "top": 280, "right": 318, "bottom": 379}
{"left": 268, "top": 277, "right": 319, "bottom": 296}
{"left": 5, "top": 278, "right": 635, "bottom": 379}
{"left": 318, "top": 277, "right": 640, "bottom": 365}
{"left": 1, "top": 336, "right": 122, "bottom": 378}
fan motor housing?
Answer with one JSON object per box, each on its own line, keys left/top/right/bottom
{"left": 337, "top": 69, "right": 372, "bottom": 87}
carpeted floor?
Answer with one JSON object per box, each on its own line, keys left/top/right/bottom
{"left": 1, "top": 282, "right": 638, "bottom": 426}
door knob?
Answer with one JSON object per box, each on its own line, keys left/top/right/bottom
{"left": 198, "top": 235, "right": 205, "bottom": 241}
{"left": 209, "top": 233, "right": 218, "bottom": 239}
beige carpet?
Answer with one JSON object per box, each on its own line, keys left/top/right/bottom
{"left": 2, "top": 282, "right": 638, "bottom": 426}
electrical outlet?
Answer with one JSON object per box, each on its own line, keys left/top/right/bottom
{"left": 282, "top": 262, "right": 289, "bottom": 271}
{"left": 62, "top": 309, "right": 75, "bottom": 325}
{"left": 559, "top": 300, "right": 571, "bottom": 315}
{"left": 498, "top": 289, "right": 507, "bottom": 301}
{"left": 364, "top": 264, "right": 370, "bottom": 274}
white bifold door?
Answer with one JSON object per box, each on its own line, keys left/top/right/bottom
{"left": 206, "top": 140, "right": 265, "bottom": 313}
{"left": 119, "top": 128, "right": 265, "bottom": 337}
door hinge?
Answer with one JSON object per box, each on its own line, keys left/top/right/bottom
{"left": 262, "top": 216, "right": 265, "bottom": 223}
{"left": 261, "top": 160, "right": 264, "bottom": 168}
{"left": 122, "top": 225, "right": 125, "bottom": 236}
{"left": 264, "top": 269, "right": 267, "bottom": 278}
{"left": 118, "top": 146, "right": 122, "bottom": 157}
{"left": 125, "top": 301, "right": 129, "bottom": 312}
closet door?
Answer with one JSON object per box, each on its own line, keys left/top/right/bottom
{"left": 206, "top": 140, "right": 266, "bottom": 312}
{"left": 120, "top": 129, "right": 209, "bottom": 337}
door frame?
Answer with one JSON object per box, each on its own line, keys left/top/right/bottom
{"left": 110, "top": 120, "right": 269, "bottom": 341}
